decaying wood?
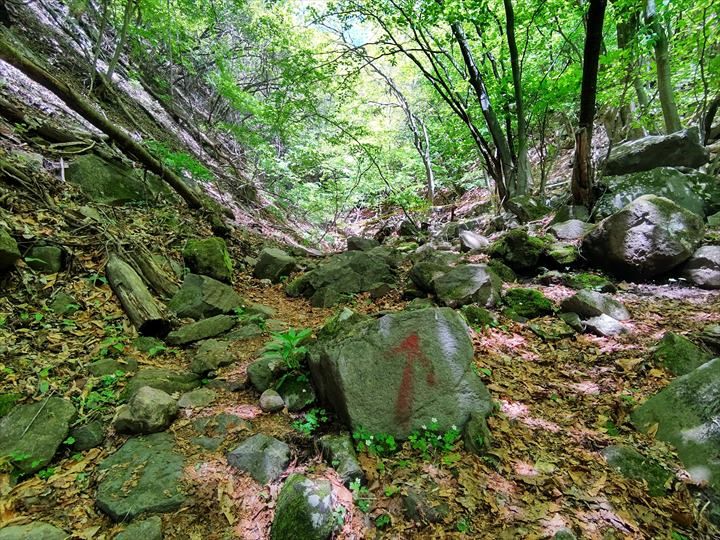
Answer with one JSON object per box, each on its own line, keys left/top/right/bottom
{"left": 0, "top": 33, "right": 205, "bottom": 210}
{"left": 124, "top": 244, "right": 179, "bottom": 300}
{"left": 106, "top": 253, "right": 171, "bottom": 337}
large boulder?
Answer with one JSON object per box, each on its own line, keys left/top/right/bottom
{"left": 113, "top": 386, "right": 178, "bottom": 434}
{"left": 183, "top": 237, "right": 233, "bottom": 283}
{"left": 0, "top": 227, "right": 20, "bottom": 271}
{"left": 653, "top": 332, "right": 713, "bottom": 376}
{"left": 631, "top": 359, "right": 720, "bottom": 503}
{"left": 604, "top": 128, "right": 709, "bottom": 176}
{"left": 254, "top": 248, "right": 297, "bottom": 282}
{"left": 168, "top": 273, "right": 244, "bottom": 319}
{"left": 582, "top": 195, "right": 704, "bottom": 278}
{"left": 595, "top": 168, "right": 720, "bottom": 220}
{"left": 285, "top": 250, "right": 395, "bottom": 308}
{"left": 433, "top": 264, "right": 501, "bottom": 308}
{"left": 0, "top": 397, "right": 75, "bottom": 474}
{"left": 96, "top": 433, "right": 185, "bottom": 521}
{"left": 602, "top": 445, "right": 672, "bottom": 497}
{"left": 271, "top": 474, "right": 336, "bottom": 540}
{"left": 309, "top": 308, "right": 493, "bottom": 439}
{"left": 681, "top": 246, "right": 720, "bottom": 289}
{"left": 66, "top": 155, "right": 172, "bottom": 205}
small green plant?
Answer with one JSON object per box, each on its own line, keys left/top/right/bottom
{"left": 407, "top": 418, "right": 461, "bottom": 459}
{"left": 352, "top": 427, "right": 397, "bottom": 456}
{"left": 75, "top": 371, "right": 126, "bottom": 417}
{"left": 148, "top": 344, "right": 168, "bottom": 357}
{"left": 291, "top": 407, "right": 328, "bottom": 436}
{"left": 375, "top": 514, "right": 391, "bottom": 529}
{"left": 234, "top": 307, "right": 266, "bottom": 329}
{"left": 37, "top": 467, "right": 55, "bottom": 480}
{"left": 349, "top": 478, "right": 372, "bottom": 513}
{"left": 98, "top": 336, "right": 127, "bottom": 357}
{"left": 261, "top": 328, "right": 311, "bottom": 370}
{"left": 456, "top": 517, "right": 470, "bottom": 533}
{"left": 86, "top": 273, "right": 108, "bottom": 286}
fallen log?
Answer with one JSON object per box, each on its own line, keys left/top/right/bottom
{"left": 124, "top": 244, "right": 179, "bottom": 300}
{"left": 106, "top": 253, "right": 171, "bottom": 337}
{"left": 0, "top": 33, "right": 205, "bottom": 210}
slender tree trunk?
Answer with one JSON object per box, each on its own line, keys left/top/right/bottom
{"left": 503, "top": 0, "right": 531, "bottom": 194}
{"left": 107, "top": 0, "right": 134, "bottom": 79}
{"left": 646, "top": 0, "right": 681, "bottom": 133}
{"left": 89, "top": 0, "right": 110, "bottom": 92}
{"left": 572, "top": 0, "right": 607, "bottom": 208}
{"left": 451, "top": 21, "right": 515, "bottom": 201}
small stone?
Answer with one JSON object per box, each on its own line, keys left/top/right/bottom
{"left": 254, "top": 248, "right": 297, "bottom": 283}
{"left": 458, "top": 230, "right": 490, "bottom": 253}
{"left": 560, "top": 290, "right": 630, "bottom": 321}
{"left": 402, "top": 487, "right": 449, "bottom": 524}
{"left": 88, "top": 357, "right": 138, "bottom": 377}
{"left": 0, "top": 227, "right": 20, "bottom": 271}
{"left": 183, "top": 237, "right": 233, "bottom": 283}
{"left": 583, "top": 314, "right": 629, "bottom": 337}
{"left": 48, "top": 292, "right": 79, "bottom": 315}
{"left": 549, "top": 220, "right": 594, "bottom": 241}
{"left": 433, "top": 264, "right": 501, "bottom": 308}
{"left": 191, "top": 339, "right": 233, "bottom": 374}
{"left": 318, "top": 434, "right": 364, "bottom": 486}
{"left": 259, "top": 390, "right": 284, "bottom": 412}
{"left": 123, "top": 368, "right": 200, "bottom": 398}
{"left": 114, "top": 516, "right": 162, "bottom": 540}
{"left": 70, "top": 421, "right": 105, "bottom": 451}
{"left": 275, "top": 374, "right": 316, "bottom": 412}
{"left": 681, "top": 245, "right": 720, "bottom": 289}
{"left": 113, "top": 387, "right": 178, "bottom": 434}
{"left": 227, "top": 434, "right": 290, "bottom": 484}
{"left": 191, "top": 413, "right": 251, "bottom": 451}
{"left": 25, "top": 245, "right": 64, "bottom": 273}
{"left": 178, "top": 388, "right": 216, "bottom": 409}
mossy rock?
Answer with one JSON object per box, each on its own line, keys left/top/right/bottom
{"left": 653, "top": 332, "right": 713, "bottom": 376}
{"left": 271, "top": 474, "right": 336, "bottom": 540}
{"left": 0, "top": 226, "right": 20, "bottom": 271}
{"left": 564, "top": 272, "right": 617, "bottom": 293}
{"left": 487, "top": 259, "right": 516, "bottom": 282}
{"left": 489, "top": 229, "right": 546, "bottom": 273}
{"left": 461, "top": 305, "right": 497, "bottom": 328}
{"left": 183, "top": 237, "right": 233, "bottom": 283}
{"left": 0, "top": 393, "right": 21, "bottom": 417}
{"left": 503, "top": 288, "right": 554, "bottom": 319}
{"left": 602, "top": 445, "right": 672, "bottom": 497}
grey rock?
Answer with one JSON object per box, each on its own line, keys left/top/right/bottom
{"left": 0, "top": 522, "right": 68, "bottom": 540}
{"left": 458, "top": 230, "right": 490, "bottom": 253}
{"left": 113, "top": 386, "right": 178, "bottom": 434}
{"left": 183, "top": 237, "right": 233, "bottom": 283}
{"left": 191, "top": 339, "right": 233, "bottom": 374}
{"left": 582, "top": 195, "right": 704, "bottom": 278}
{"left": 583, "top": 314, "right": 629, "bottom": 337}
{"left": 259, "top": 389, "right": 284, "bottom": 412}
{"left": 700, "top": 324, "right": 720, "bottom": 354}
{"left": 408, "top": 261, "right": 448, "bottom": 293}
{"left": 489, "top": 228, "right": 546, "bottom": 273}
{"left": 254, "top": 248, "right": 297, "bottom": 283}
{"left": 433, "top": 264, "right": 501, "bottom": 308}
{"left": 402, "top": 488, "right": 449, "bottom": 524}
{"left": 48, "top": 292, "right": 79, "bottom": 315}
{"left": 549, "top": 220, "right": 594, "bottom": 241}
{"left": 0, "top": 397, "right": 75, "bottom": 474}
{"left": 309, "top": 308, "right": 493, "bottom": 439}
{"left": 398, "top": 219, "right": 420, "bottom": 238}
{"left": 123, "top": 368, "right": 200, "bottom": 399}
{"left": 0, "top": 227, "right": 20, "bottom": 271}
{"left": 70, "top": 421, "right": 105, "bottom": 451}
{"left": 605, "top": 128, "right": 709, "bottom": 175}
{"left": 682, "top": 245, "right": 720, "bottom": 289}
{"left": 132, "top": 336, "right": 165, "bottom": 353}
{"left": 275, "top": 374, "right": 315, "bottom": 412}
{"left": 506, "top": 194, "right": 551, "bottom": 223}
{"left": 227, "top": 434, "right": 290, "bottom": 484}
{"left": 191, "top": 413, "right": 250, "bottom": 451}
{"left": 653, "top": 332, "right": 713, "bottom": 376}
{"left": 463, "top": 412, "right": 492, "bottom": 454}
{"left": 165, "top": 315, "right": 236, "bottom": 345}
{"left": 88, "top": 357, "right": 138, "bottom": 377}
{"left": 271, "top": 474, "right": 336, "bottom": 540}
{"left": 96, "top": 433, "right": 185, "bottom": 521}
{"left": 318, "top": 434, "right": 364, "bottom": 486}
{"left": 347, "top": 237, "right": 380, "bottom": 251}
{"left": 26, "top": 245, "right": 64, "bottom": 273}
{"left": 178, "top": 388, "right": 216, "bottom": 409}
{"left": 247, "top": 357, "right": 285, "bottom": 393}
{"left": 551, "top": 205, "right": 589, "bottom": 224}
{"left": 559, "top": 312, "right": 584, "bottom": 333}
{"left": 560, "top": 290, "right": 630, "bottom": 321}
{"left": 168, "top": 274, "right": 244, "bottom": 320}
{"left": 114, "top": 516, "right": 162, "bottom": 540}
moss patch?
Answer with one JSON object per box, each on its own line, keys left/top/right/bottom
{"left": 503, "top": 288, "right": 555, "bottom": 319}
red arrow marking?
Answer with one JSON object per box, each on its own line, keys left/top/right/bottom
{"left": 390, "top": 333, "right": 436, "bottom": 427}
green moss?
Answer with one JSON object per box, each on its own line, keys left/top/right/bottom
{"left": 653, "top": 332, "right": 712, "bottom": 376}
{"left": 503, "top": 288, "right": 554, "bottom": 319}
{"left": 461, "top": 305, "right": 497, "bottom": 328}
{"left": 0, "top": 393, "right": 21, "bottom": 417}
{"left": 603, "top": 445, "right": 671, "bottom": 497}
{"left": 487, "top": 259, "right": 516, "bottom": 282}
{"left": 565, "top": 272, "right": 616, "bottom": 292}
{"left": 489, "top": 229, "right": 546, "bottom": 273}
{"left": 183, "top": 237, "right": 233, "bottom": 282}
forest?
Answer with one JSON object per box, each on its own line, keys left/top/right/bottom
{"left": 0, "top": 0, "right": 719, "bottom": 538}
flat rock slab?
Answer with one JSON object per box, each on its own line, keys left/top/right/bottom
{"left": 227, "top": 433, "right": 290, "bottom": 484}
{"left": 191, "top": 339, "right": 233, "bottom": 374}
{"left": 192, "top": 413, "right": 251, "bottom": 451}
{"left": 114, "top": 516, "right": 162, "bottom": 540}
{"left": 0, "top": 522, "right": 68, "bottom": 540}
{"left": 123, "top": 368, "right": 200, "bottom": 398}
{"left": 254, "top": 248, "right": 297, "bottom": 283}
{"left": 271, "top": 474, "right": 336, "bottom": 540}
{"left": 0, "top": 397, "right": 75, "bottom": 474}
{"left": 96, "top": 432, "right": 185, "bottom": 521}
{"left": 168, "top": 273, "right": 244, "bottom": 320}
{"left": 166, "top": 315, "right": 237, "bottom": 345}
{"left": 309, "top": 307, "right": 493, "bottom": 439}
{"left": 560, "top": 290, "right": 629, "bottom": 321}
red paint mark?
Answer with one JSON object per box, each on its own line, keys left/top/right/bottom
{"left": 389, "top": 333, "right": 436, "bottom": 426}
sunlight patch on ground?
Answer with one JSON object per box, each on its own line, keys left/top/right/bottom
{"left": 500, "top": 400, "right": 561, "bottom": 432}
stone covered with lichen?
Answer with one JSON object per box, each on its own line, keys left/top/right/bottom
{"left": 271, "top": 474, "right": 336, "bottom": 540}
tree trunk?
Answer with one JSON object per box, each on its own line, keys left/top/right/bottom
{"left": 124, "top": 245, "right": 179, "bottom": 299}
{"left": 0, "top": 35, "right": 206, "bottom": 210}
{"left": 646, "top": 0, "right": 681, "bottom": 133}
{"left": 571, "top": 0, "right": 607, "bottom": 208}
{"left": 503, "top": 0, "right": 531, "bottom": 194}
{"left": 451, "top": 21, "right": 515, "bottom": 201}
{"left": 107, "top": 0, "right": 134, "bottom": 80}
{"left": 106, "top": 253, "right": 171, "bottom": 337}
